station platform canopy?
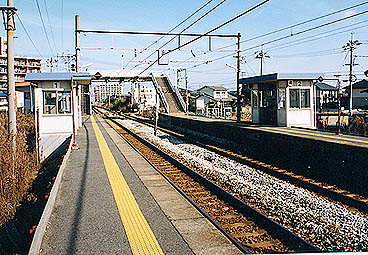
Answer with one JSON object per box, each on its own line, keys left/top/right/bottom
{"left": 239, "top": 73, "right": 323, "bottom": 84}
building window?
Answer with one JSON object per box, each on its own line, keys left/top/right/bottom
{"left": 58, "top": 92, "right": 72, "bottom": 114}
{"left": 43, "top": 91, "right": 71, "bottom": 114}
{"left": 278, "top": 88, "right": 286, "bottom": 109}
{"left": 289, "top": 88, "right": 310, "bottom": 109}
{"left": 252, "top": 90, "right": 258, "bottom": 108}
{"left": 44, "top": 91, "right": 57, "bottom": 114}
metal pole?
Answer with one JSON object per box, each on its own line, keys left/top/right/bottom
{"left": 337, "top": 79, "right": 342, "bottom": 135}
{"left": 154, "top": 94, "right": 159, "bottom": 136}
{"left": 7, "top": 0, "right": 16, "bottom": 148}
{"left": 236, "top": 32, "right": 241, "bottom": 122}
{"left": 75, "top": 15, "right": 80, "bottom": 72}
{"left": 349, "top": 37, "right": 353, "bottom": 116}
{"left": 185, "top": 68, "right": 188, "bottom": 114}
{"left": 260, "top": 55, "right": 263, "bottom": 76}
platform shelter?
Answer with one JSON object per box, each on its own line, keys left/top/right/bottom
{"left": 25, "top": 72, "right": 92, "bottom": 159}
{"left": 240, "top": 73, "right": 322, "bottom": 128}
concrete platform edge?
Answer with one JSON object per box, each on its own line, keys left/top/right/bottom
{"left": 28, "top": 136, "right": 73, "bottom": 255}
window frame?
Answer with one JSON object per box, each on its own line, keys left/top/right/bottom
{"left": 43, "top": 89, "right": 72, "bottom": 115}
{"left": 289, "top": 88, "right": 311, "bottom": 109}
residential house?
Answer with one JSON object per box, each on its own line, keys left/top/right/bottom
{"left": 192, "top": 85, "right": 235, "bottom": 118}
{"left": 345, "top": 79, "right": 368, "bottom": 110}
{"left": 315, "top": 82, "right": 338, "bottom": 110}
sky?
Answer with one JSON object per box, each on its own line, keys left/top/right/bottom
{"left": 1, "top": 0, "right": 368, "bottom": 90}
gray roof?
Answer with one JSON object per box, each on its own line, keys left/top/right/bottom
{"left": 315, "top": 82, "right": 338, "bottom": 91}
{"left": 239, "top": 73, "right": 323, "bottom": 84}
{"left": 353, "top": 79, "right": 368, "bottom": 89}
{"left": 25, "top": 72, "right": 91, "bottom": 81}
{"left": 198, "top": 85, "right": 227, "bottom": 91}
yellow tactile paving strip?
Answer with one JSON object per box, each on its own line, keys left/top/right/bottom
{"left": 260, "top": 126, "right": 368, "bottom": 145}
{"left": 91, "top": 115, "right": 163, "bottom": 255}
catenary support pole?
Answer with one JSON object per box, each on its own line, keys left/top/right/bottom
{"left": 75, "top": 15, "right": 80, "bottom": 72}
{"left": 236, "top": 32, "right": 241, "bottom": 122}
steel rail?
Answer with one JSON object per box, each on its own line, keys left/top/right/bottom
{"left": 122, "top": 112, "right": 368, "bottom": 214}
{"left": 94, "top": 108, "right": 320, "bottom": 253}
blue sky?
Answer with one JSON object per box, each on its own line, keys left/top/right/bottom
{"left": 1, "top": 0, "right": 368, "bottom": 90}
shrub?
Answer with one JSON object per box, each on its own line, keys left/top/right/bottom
{"left": 0, "top": 113, "right": 39, "bottom": 227}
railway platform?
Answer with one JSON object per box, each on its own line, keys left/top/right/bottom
{"left": 37, "top": 115, "right": 240, "bottom": 254}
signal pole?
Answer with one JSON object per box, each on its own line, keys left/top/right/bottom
{"left": 343, "top": 33, "right": 361, "bottom": 115}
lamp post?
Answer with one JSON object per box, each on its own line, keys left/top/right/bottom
{"left": 318, "top": 76, "right": 342, "bottom": 135}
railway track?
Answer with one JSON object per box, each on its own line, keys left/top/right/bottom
{"left": 120, "top": 111, "right": 368, "bottom": 214}
{"left": 95, "top": 110, "right": 319, "bottom": 254}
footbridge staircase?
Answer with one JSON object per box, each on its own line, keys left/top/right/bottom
{"left": 151, "top": 74, "right": 186, "bottom": 114}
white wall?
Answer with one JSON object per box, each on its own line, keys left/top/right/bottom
{"left": 35, "top": 87, "right": 79, "bottom": 135}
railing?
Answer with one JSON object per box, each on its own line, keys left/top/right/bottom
{"left": 163, "top": 72, "right": 186, "bottom": 112}
{"left": 150, "top": 73, "right": 169, "bottom": 113}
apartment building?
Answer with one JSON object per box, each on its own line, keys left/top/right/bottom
{"left": 0, "top": 37, "right": 42, "bottom": 89}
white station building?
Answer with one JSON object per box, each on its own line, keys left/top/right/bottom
{"left": 25, "top": 72, "right": 92, "bottom": 160}
{"left": 240, "top": 73, "right": 322, "bottom": 128}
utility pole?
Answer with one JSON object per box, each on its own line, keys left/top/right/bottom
{"left": 46, "top": 57, "right": 58, "bottom": 72}
{"left": 75, "top": 15, "right": 80, "bottom": 72}
{"left": 1, "top": 1, "right": 17, "bottom": 147}
{"left": 255, "top": 46, "right": 270, "bottom": 76}
{"left": 57, "top": 52, "right": 76, "bottom": 72}
{"left": 236, "top": 32, "right": 241, "bottom": 122}
{"left": 343, "top": 33, "right": 361, "bottom": 115}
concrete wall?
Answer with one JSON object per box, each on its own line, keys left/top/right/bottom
{"left": 159, "top": 114, "right": 368, "bottom": 197}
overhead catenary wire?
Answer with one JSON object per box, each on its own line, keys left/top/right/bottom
{"left": 137, "top": 0, "right": 270, "bottom": 76}
{"left": 43, "top": 0, "right": 57, "bottom": 52}
{"left": 129, "top": 0, "right": 230, "bottom": 71}
{"left": 35, "top": 0, "right": 54, "bottom": 56}
{"left": 179, "top": 14, "right": 368, "bottom": 67}
{"left": 124, "top": 0, "right": 215, "bottom": 69}
{"left": 262, "top": 20, "right": 368, "bottom": 54}
{"left": 15, "top": 13, "right": 44, "bottom": 59}
{"left": 215, "top": 1, "right": 368, "bottom": 51}
{"left": 61, "top": 0, "right": 64, "bottom": 52}
{"left": 183, "top": 11, "right": 368, "bottom": 70}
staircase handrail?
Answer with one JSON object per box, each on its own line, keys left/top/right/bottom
{"left": 150, "top": 73, "right": 169, "bottom": 113}
{"left": 163, "top": 72, "right": 187, "bottom": 112}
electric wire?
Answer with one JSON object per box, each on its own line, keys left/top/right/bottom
{"left": 215, "top": 1, "right": 368, "bottom": 51}
{"left": 124, "top": 0, "right": 215, "bottom": 69}
{"left": 137, "top": 0, "right": 270, "bottom": 76}
{"left": 61, "top": 0, "right": 64, "bottom": 52}
{"left": 263, "top": 20, "right": 368, "bottom": 54}
{"left": 43, "top": 0, "right": 57, "bottom": 53}
{"left": 35, "top": 0, "right": 54, "bottom": 56}
{"left": 183, "top": 12, "right": 368, "bottom": 70}
{"left": 15, "top": 13, "right": 44, "bottom": 59}
{"left": 129, "top": 0, "right": 230, "bottom": 72}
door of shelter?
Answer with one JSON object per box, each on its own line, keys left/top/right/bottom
{"left": 258, "top": 83, "right": 277, "bottom": 125}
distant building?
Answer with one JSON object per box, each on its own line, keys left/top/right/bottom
{"left": 15, "top": 81, "right": 38, "bottom": 113}
{"left": 0, "top": 37, "right": 42, "bottom": 89}
{"left": 345, "top": 79, "right": 368, "bottom": 110}
{"left": 131, "top": 84, "right": 156, "bottom": 110}
{"left": 314, "top": 82, "right": 338, "bottom": 110}
{"left": 0, "top": 91, "right": 6, "bottom": 111}
{"left": 93, "top": 81, "right": 124, "bottom": 103}
{"left": 191, "top": 85, "right": 235, "bottom": 117}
